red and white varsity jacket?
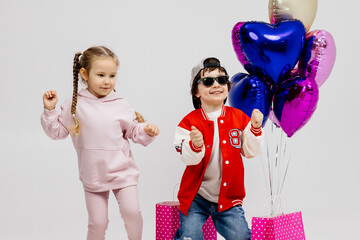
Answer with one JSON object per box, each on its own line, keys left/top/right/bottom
{"left": 174, "top": 106, "right": 262, "bottom": 215}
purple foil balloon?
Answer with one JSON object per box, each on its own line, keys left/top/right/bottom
{"left": 268, "top": 109, "right": 281, "bottom": 128}
{"left": 273, "top": 76, "right": 319, "bottom": 137}
{"left": 295, "top": 30, "right": 336, "bottom": 87}
{"left": 232, "top": 22, "right": 250, "bottom": 69}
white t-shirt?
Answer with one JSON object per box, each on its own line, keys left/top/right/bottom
{"left": 197, "top": 108, "right": 222, "bottom": 203}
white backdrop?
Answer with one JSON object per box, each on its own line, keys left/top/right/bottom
{"left": 0, "top": 0, "right": 359, "bottom": 239}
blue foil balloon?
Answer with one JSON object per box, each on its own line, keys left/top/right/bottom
{"left": 229, "top": 72, "right": 271, "bottom": 126}
{"left": 239, "top": 20, "right": 306, "bottom": 85}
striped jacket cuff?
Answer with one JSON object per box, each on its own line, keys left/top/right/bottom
{"left": 189, "top": 140, "right": 203, "bottom": 153}
{"left": 250, "top": 124, "right": 262, "bottom": 136}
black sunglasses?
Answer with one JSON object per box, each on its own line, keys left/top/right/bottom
{"left": 197, "top": 75, "right": 229, "bottom": 87}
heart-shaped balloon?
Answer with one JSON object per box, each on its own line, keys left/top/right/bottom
{"left": 232, "top": 22, "right": 250, "bottom": 70}
{"left": 229, "top": 72, "right": 272, "bottom": 126}
{"left": 232, "top": 22, "right": 263, "bottom": 76}
{"left": 268, "top": 108, "right": 281, "bottom": 128}
{"left": 273, "top": 76, "right": 319, "bottom": 137}
{"left": 239, "top": 20, "right": 306, "bottom": 86}
{"left": 268, "top": 0, "right": 318, "bottom": 32}
{"left": 295, "top": 30, "right": 336, "bottom": 88}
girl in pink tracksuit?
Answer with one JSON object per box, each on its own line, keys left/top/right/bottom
{"left": 41, "top": 46, "right": 159, "bottom": 240}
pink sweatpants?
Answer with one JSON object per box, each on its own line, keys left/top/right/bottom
{"left": 84, "top": 185, "right": 143, "bottom": 240}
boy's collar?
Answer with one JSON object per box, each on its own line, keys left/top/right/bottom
{"left": 200, "top": 105, "right": 226, "bottom": 120}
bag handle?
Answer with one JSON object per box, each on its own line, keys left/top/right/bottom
{"left": 173, "top": 183, "right": 180, "bottom": 202}
{"left": 266, "top": 195, "right": 287, "bottom": 216}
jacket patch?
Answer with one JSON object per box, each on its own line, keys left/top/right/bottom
{"left": 228, "top": 129, "right": 242, "bottom": 149}
{"left": 175, "top": 139, "right": 184, "bottom": 154}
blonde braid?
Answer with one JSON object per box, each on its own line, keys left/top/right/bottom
{"left": 135, "top": 112, "right": 145, "bottom": 123}
{"left": 68, "top": 52, "right": 82, "bottom": 135}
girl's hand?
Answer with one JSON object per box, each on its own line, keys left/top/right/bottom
{"left": 251, "top": 109, "right": 263, "bottom": 129}
{"left": 144, "top": 123, "right": 160, "bottom": 137}
{"left": 190, "top": 126, "right": 204, "bottom": 148}
{"left": 43, "top": 90, "right": 58, "bottom": 110}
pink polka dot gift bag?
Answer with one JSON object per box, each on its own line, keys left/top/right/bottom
{"left": 155, "top": 201, "right": 217, "bottom": 240}
{"left": 250, "top": 211, "right": 305, "bottom": 240}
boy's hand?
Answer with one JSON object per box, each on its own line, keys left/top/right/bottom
{"left": 190, "top": 126, "right": 204, "bottom": 148}
{"left": 251, "top": 109, "right": 263, "bottom": 129}
{"left": 43, "top": 90, "right": 58, "bottom": 110}
{"left": 144, "top": 123, "right": 160, "bottom": 137}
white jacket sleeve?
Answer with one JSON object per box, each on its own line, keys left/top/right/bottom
{"left": 241, "top": 122, "right": 263, "bottom": 158}
{"left": 174, "top": 126, "right": 205, "bottom": 165}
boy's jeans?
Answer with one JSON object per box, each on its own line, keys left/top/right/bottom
{"left": 174, "top": 194, "right": 251, "bottom": 240}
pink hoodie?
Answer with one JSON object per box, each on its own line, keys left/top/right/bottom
{"left": 41, "top": 89, "right": 155, "bottom": 192}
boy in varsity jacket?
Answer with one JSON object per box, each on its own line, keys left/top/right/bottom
{"left": 174, "top": 57, "right": 263, "bottom": 240}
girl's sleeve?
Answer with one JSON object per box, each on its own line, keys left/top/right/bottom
{"left": 40, "top": 101, "right": 71, "bottom": 140}
{"left": 241, "top": 121, "right": 263, "bottom": 158}
{"left": 124, "top": 119, "right": 155, "bottom": 146}
{"left": 174, "top": 119, "right": 205, "bottom": 166}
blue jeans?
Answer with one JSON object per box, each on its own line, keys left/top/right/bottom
{"left": 174, "top": 194, "right": 251, "bottom": 240}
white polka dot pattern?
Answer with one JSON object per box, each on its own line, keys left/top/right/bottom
{"left": 250, "top": 211, "right": 305, "bottom": 240}
{"left": 156, "top": 201, "right": 217, "bottom": 240}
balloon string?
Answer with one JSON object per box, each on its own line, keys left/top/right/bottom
{"left": 269, "top": 123, "right": 276, "bottom": 214}
{"left": 264, "top": 124, "right": 271, "bottom": 214}
{"left": 267, "top": 128, "right": 273, "bottom": 199}
{"left": 276, "top": 129, "right": 284, "bottom": 196}
{"left": 279, "top": 151, "right": 291, "bottom": 195}
{"left": 272, "top": 123, "right": 278, "bottom": 198}
{"left": 261, "top": 123, "right": 273, "bottom": 206}
{"left": 280, "top": 133, "right": 291, "bottom": 195}
{"left": 268, "top": 125, "right": 274, "bottom": 196}
{"left": 261, "top": 121, "right": 292, "bottom": 215}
